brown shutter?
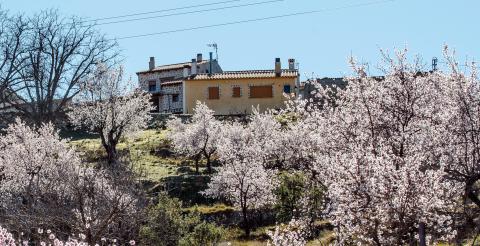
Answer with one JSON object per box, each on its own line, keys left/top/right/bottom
{"left": 250, "top": 85, "right": 273, "bottom": 98}
{"left": 232, "top": 87, "right": 241, "bottom": 97}
{"left": 208, "top": 87, "right": 219, "bottom": 100}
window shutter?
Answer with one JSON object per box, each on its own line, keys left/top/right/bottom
{"left": 232, "top": 87, "right": 241, "bottom": 97}
{"left": 208, "top": 87, "right": 220, "bottom": 100}
{"left": 250, "top": 85, "right": 273, "bottom": 98}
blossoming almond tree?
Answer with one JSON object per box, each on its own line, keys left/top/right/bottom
{"left": 294, "top": 49, "right": 462, "bottom": 245}
{"left": 167, "top": 101, "right": 222, "bottom": 173}
{"left": 69, "top": 166, "right": 141, "bottom": 244}
{"left": 203, "top": 117, "right": 278, "bottom": 236}
{"left": 0, "top": 119, "right": 141, "bottom": 245}
{"left": 0, "top": 119, "right": 80, "bottom": 235}
{"left": 166, "top": 117, "right": 203, "bottom": 173}
{"left": 68, "top": 64, "right": 152, "bottom": 166}
{"left": 438, "top": 47, "right": 480, "bottom": 229}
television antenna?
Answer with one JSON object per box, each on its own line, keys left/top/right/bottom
{"left": 207, "top": 43, "right": 218, "bottom": 61}
{"left": 432, "top": 57, "right": 438, "bottom": 71}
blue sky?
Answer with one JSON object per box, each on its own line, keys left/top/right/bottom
{"left": 1, "top": 0, "right": 478, "bottom": 80}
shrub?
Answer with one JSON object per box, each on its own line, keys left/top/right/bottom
{"left": 179, "top": 222, "right": 224, "bottom": 246}
{"left": 140, "top": 193, "right": 194, "bottom": 246}
{"left": 274, "top": 172, "right": 305, "bottom": 222}
{"left": 141, "top": 192, "right": 223, "bottom": 246}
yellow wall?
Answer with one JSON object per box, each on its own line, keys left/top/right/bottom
{"left": 184, "top": 77, "right": 296, "bottom": 115}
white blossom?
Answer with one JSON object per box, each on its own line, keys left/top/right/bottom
{"left": 68, "top": 64, "right": 152, "bottom": 165}
{"left": 167, "top": 101, "right": 222, "bottom": 173}
{"left": 0, "top": 119, "right": 140, "bottom": 245}
{"left": 302, "top": 49, "right": 462, "bottom": 244}
{"left": 202, "top": 113, "right": 279, "bottom": 236}
{"left": 267, "top": 219, "right": 308, "bottom": 246}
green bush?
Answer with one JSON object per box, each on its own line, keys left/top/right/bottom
{"left": 274, "top": 171, "right": 325, "bottom": 223}
{"left": 139, "top": 192, "right": 199, "bottom": 246}
{"left": 139, "top": 192, "right": 223, "bottom": 246}
{"left": 274, "top": 172, "right": 306, "bottom": 222}
{"left": 180, "top": 222, "right": 224, "bottom": 246}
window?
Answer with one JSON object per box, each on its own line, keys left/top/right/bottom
{"left": 249, "top": 85, "right": 273, "bottom": 98}
{"left": 283, "top": 84, "right": 291, "bottom": 94}
{"left": 208, "top": 87, "right": 219, "bottom": 100}
{"left": 232, "top": 86, "right": 241, "bottom": 98}
{"left": 148, "top": 81, "right": 156, "bottom": 92}
{"left": 172, "top": 94, "right": 179, "bottom": 102}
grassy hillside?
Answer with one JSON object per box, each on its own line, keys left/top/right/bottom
{"left": 70, "top": 129, "right": 188, "bottom": 181}
{"left": 68, "top": 129, "right": 335, "bottom": 245}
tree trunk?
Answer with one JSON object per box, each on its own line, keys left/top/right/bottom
{"left": 193, "top": 154, "right": 201, "bottom": 174}
{"left": 106, "top": 145, "right": 118, "bottom": 166}
{"left": 86, "top": 230, "right": 94, "bottom": 246}
{"left": 194, "top": 158, "right": 199, "bottom": 174}
{"left": 418, "top": 222, "right": 426, "bottom": 246}
{"left": 206, "top": 155, "right": 212, "bottom": 174}
{"left": 242, "top": 206, "right": 250, "bottom": 237}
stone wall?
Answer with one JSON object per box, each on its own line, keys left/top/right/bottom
{"left": 159, "top": 83, "right": 183, "bottom": 113}
{"left": 138, "top": 69, "right": 184, "bottom": 92}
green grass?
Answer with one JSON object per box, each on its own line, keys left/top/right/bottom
{"left": 308, "top": 230, "right": 335, "bottom": 245}
{"left": 70, "top": 129, "right": 184, "bottom": 182}
{"left": 184, "top": 203, "right": 235, "bottom": 215}
{"left": 222, "top": 226, "right": 271, "bottom": 246}
{"left": 225, "top": 240, "right": 265, "bottom": 246}
{"left": 221, "top": 225, "right": 335, "bottom": 246}
{"left": 69, "top": 129, "right": 213, "bottom": 205}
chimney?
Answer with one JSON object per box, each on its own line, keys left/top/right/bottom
{"left": 191, "top": 59, "right": 197, "bottom": 75}
{"left": 149, "top": 57, "right": 155, "bottom": 70}
{"left": 275, "top": 58, "right": 281, "bottom": 76}
{"left": 288, "top": 58, "right": 295, "bottom": 70}
{"left": 209, "top": 52, "right": 213, "bottom": 76}
{"left": 197, "top": 53, "right": 203, "bottom": 63}
{"left": 183, "top": 65, "right": 190, "bottom": 78}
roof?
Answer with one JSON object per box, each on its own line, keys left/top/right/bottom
{"left": 188, "top": 69, "right": 298, "bottom": 80}
{"left": 311, "top": 77, "right": 348, "bottom": 89}
{"left": 302, "top": 76, "right": 385, "bottom": 88}
{"left": 137, "top": 60, "right": 210, "bottom": 74}
{"left": 161, "top": 80, "right": 183, "bottom": 86}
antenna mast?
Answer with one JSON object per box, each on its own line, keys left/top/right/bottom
{"left": 432, "top": 57, "right": 438, "bottom": 71}
{"left": 207, "top": 43, "right": 218, "bottom": 61}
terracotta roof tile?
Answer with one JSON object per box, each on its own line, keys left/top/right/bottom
{"left": 189, "top": 69, "right": 298, "bottom": 80}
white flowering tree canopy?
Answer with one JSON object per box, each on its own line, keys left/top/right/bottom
{"left": 68, "top": 64, "right": 152, "bottom": 165}
{"left": 0, "top": 119, "right": 81, "bottom": 230}
{"left": 295, "top": 49, "right": 463, "bottom": 245}
{"left": 0, "top": 119, "right": 140, "bottom": 244}
{"left": 202, "top": 113, "right": 279, "bottom": 236}
{"left": 167, "top": 101, "right": 222, "bottom": 173}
